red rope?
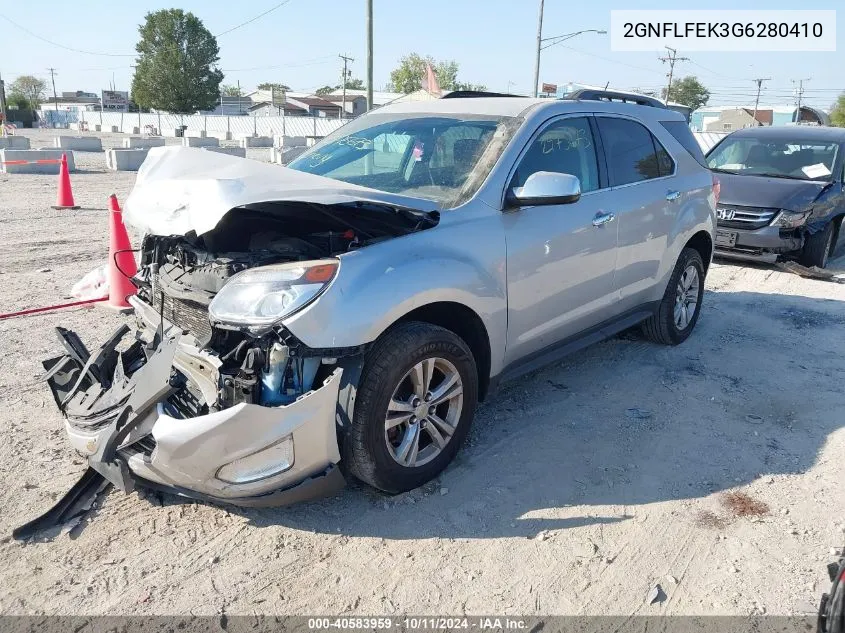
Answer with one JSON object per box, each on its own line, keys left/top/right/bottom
{"left": 0, "top": 297, "right": 108, "bottom": 320}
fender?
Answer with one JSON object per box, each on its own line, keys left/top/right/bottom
{"left": 282, "top": 213, "right": 508, "bottom": 375}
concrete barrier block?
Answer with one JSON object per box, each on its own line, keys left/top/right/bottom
{"left": 0, "top": 136, "right": 31, "bottom": 150}
{"left": 206, "top": 130, "right": 233, "bottom": 141}
{"left": 0, "top": 149, "right": 76, "bottom": 174}
{"left": 273, "top": 135, "right": 307, "bottom": 148}
{"left": 94, "top": 125, "right": 102, "bottom": 132}
{"left": 108, "top": 126, "right": 119, "bottom": 133}
{"left": 54, "top": 136, "right": 104, "bottom": 151}
{"left": 270, "top": 145, "right": 307, "bottom": 165}
{"left": 131, "top": 127, "right": 141, "bottom": 135}
{"left": 122, "top": 137, "right": 166, "bottom": 149}
{"left": 203, "top": 146, "right": 246, "bottom": 158}
{"left": 182, "top": 136, "right": 219, "bottom": 148}
{"left": 239, "top": 135, "right": 273, "bottom": 148}
{"left": 105, "top": 148, "right": 150, "bottom": 171}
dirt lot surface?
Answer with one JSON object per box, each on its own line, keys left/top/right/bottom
{"left": 1, "top": 130, "right": 844, "bottom": 617}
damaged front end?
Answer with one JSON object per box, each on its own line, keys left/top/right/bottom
{"left": 16, "top": 196, "right": 437, "bottom": 538}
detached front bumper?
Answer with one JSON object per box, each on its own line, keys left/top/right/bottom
{"left": 715, "top": 225, "right": 803, "bottom": 264}
{"left": 43, "top": 298, "right": 345, "bottom": 508}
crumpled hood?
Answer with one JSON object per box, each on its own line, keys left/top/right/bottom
{"left": 716, "top": 172, "right": 828, "bottom": 212}
{"left": 124, "top": 146, "right": 439, "bottom": 236}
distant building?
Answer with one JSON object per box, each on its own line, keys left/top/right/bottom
{"left": 248, "top": 101, "right": 308, "bottom": 117}
{"left": 317, "top": 93, "right": 368, "bottom": 117}
{"left": 691, "top": 105, "right": 830, "bottom": 131}
{"left": 330, "top": 89, "right": 404, "bottom": 108}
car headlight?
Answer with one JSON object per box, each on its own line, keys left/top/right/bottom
{"left": 209, "top": 259, "right": 338, "bottom": 328}
{"left": 771, "top": 210, "right": 811, "bottom": 229}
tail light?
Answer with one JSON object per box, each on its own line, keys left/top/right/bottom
{"left": 712, "top": 173, "right": 721, "bottom": 208}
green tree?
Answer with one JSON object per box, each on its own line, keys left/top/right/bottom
{"left": 257, "top": 82, "right": 290, "bottom": 91}
{"left": 387, "top": 54, "right": 484, "bottom": 94}
{"left": 9, "top": 75, "right": 46, "bottom": 110}
{"left": 314, "top": 78, "right": 364, "bottom": 96}
{"left": 831, "top": 93, "right": 845, "bottom": 127}
{"left": 661, "top": 76, "right": 710, "bottom": 111}
{"left": 131, "top": 9, "right": 224, "bottom": 113}
{"left": 220, "top": 84, "right": 242, "bottom": 97}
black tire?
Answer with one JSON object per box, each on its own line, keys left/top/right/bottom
{"left": 642, "top": 247, "right": 705, "bottom": 346}
{"left": 799, "top": 219, "right": 837, "bottom": 269}
{"left": 344, "top": 321, "right": 478, "bottom": 494}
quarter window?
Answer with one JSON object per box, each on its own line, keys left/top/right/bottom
{"left": 597, "top": 117, "right": 673, "bottom": 186}
{"left": 511, "top": 117, "right": 599, "bottom": 193}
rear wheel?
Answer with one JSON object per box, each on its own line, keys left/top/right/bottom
{"left": 642, "top": 247, "right": 705, "bottom": 346}
{"left": 344, "top": 322, "right": 478, "bottom": 494}
{"left": 799, "top": 219, "right": 838, "bottom": 269}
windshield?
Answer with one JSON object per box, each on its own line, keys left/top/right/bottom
{"left": 707, "top": 136, "right": 839, "bottom": 181}
{"left": 287, "top": 113, "right": 518, "bottom": 207}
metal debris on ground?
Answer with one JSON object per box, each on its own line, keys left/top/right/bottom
{"left": 775, "top": 261, "right": 845, "bottom": 283}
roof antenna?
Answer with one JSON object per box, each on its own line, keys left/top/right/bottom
{"left": 604, "top": 81, "right": 610, "bottom": 90}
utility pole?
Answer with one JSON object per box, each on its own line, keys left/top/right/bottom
{"left": 339, "top": 54, "right": 354, "bottom": 119}
{"left": 791, "top": 77, "right": 811, "bottom": 123}
{"left": 48, "top": 67, "right": 59, "bottom": 111}
{"left": 365, "top": 0, "right": 373, "bottom": 112}
{"left": 751, "top": 77, "right": 771, "bottom": 125}
{"left": 532, "top": 0, "right": 545, "bottom": 98}
{"left": 0, "top": 70, "right": 7, "bottom": 127}
{"left": 658, "top": 47, "right": 688, "bottom": 105}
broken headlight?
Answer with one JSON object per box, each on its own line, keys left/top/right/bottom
{"left": 771, "top": 209, "right": 811, "bottom": 228}
{"left": 209, "top": 260, "right": 338, "bottom": 329}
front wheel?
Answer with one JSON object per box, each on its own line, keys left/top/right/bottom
{"left": 343, "top": 322, "right": 478, "bottom": 494}
{"left": 799, "top": 219, "right": 837, "bottom": 269}
{"left": 642, "top": 247, "right": 705, "bottom": 345}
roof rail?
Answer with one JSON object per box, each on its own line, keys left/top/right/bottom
{"left": 563, "top": 89, "right": 667, "bottom": 109}
{"left": 441, "top": 90, "right": 526, "bottom": 99}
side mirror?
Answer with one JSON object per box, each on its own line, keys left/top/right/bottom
{"left": 508, "top": 171, "right": 581, "bottom": 207}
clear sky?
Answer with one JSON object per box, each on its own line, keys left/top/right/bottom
{"left": 0, "top": 0, "right": 841, "bottom": 109}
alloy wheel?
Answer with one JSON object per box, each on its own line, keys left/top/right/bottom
{"left": 384, "top": 357, "right": 464, "bottom": 468}
{"left": 674, "top": 265, "right": 700, "bottom": 330}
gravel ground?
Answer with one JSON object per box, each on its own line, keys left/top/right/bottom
{"left": 0, "top": 130, "right": 844, "bottom": 617}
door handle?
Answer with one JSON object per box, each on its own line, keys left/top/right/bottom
{"left": 592, "top": 212, "right": 616, "bottom": 227}
{"left": 666, "top": 190, "right": 681, "bottom": 202}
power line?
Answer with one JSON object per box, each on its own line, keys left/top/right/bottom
{"left": 222, "top": 55, "right": 335, "bottom": 73}
{"left": 216, "top": 0, "right": 295, "bottom": 37}
{"left": 0, "top": 15, "right": 135, "bottom": 57}
{"left": 557, "top": 45, "right": 665, "bottom": 75}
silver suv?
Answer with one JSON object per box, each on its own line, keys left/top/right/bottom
{"left": 19, "top": 93, "right": 717, "bottom": 535}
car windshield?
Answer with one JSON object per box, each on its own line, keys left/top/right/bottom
{"left": 707, "top": 136, "right": 839, "bottom": 181}
{"left": 287, "top": 113, "right": 518, "bottom": 207}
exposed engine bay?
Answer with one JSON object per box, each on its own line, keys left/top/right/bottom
{"left": 131, "top": 200, "right": 437, "bottom": 413}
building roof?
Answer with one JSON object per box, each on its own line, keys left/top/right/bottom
{"left": 292, "top": 96, "right": 341, "bottom": 109}
{"left": 329, "top": 89, "right": 403, "bottom": 106}
{"left": 318, "top": 94, "right": 367, "bottom": 103}
{"left": 741, "top": 108, "right": 773, "bottom": 125}
{"left": 248, "top": 101, "right": 306, "bottom": 113}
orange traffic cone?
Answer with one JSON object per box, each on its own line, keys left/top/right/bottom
{"left": 105, "top": 194, "right": 138, "bottom": 311}
{"left": 52, "top": 153, "right": 79, "bottom": 210}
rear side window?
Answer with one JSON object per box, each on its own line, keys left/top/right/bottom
{"left": 661, "top": 120, "right": 708, "bottom": 167}
{"left": 596, "top": 117, "right": 673, "bottom": 186}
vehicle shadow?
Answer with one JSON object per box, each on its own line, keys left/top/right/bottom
{"left": 186, "top": 289, "right": 845, "bottom": 540}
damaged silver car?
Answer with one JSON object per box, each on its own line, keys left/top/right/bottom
{"left": 17, "top": 92, "right": 716, "bottom": 537}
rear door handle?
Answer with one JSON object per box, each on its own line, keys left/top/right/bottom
{"left": 666, "top": 190, "right": 681, "bottom": 202}
{"left": 592, "top": 212, "right": 616, "bottom": 227}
